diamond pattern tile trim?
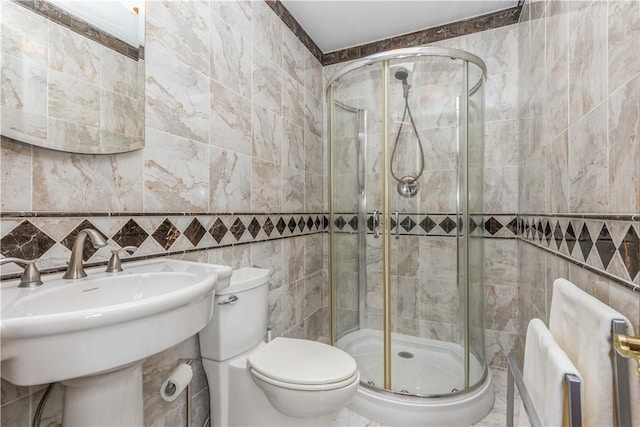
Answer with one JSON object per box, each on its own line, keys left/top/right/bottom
{"left": 440, "top": 217, "right": 456, "bottom": 233}
{"left": 578, "top": 224, "right": 593, "bottom": 261}
{"left": 536, "top": 221, "right": 543, "bottom": 243}
{"left": 565, "top": 222, "right": 576, "bottom": 254}
{"left": 519, "top": 214, "right": 639, "bottom": 290}
{"left": 595, "top": 224, "right": 616, "bottom": 270}
{"left": 469, "top": 218, "right": 478, "bottom": 234}
{"left": 367, "top": 216, "right": 375, "bottom": 232}
{"left": 400, "top": 216, "right": 416, "bottom": 232}
{"left": 230, "top": 218, "right": 246, "bottom": 241}
{"left": 210, "top": 218, "right": 228, "bottom": 243}
{"left": 553, "top": 222, "right": 563, "bottom": 250}
{"left": 618, "top": 225, "right": 640, "bottom": 281}
{"left": 544, "top": 222, "right": 552, "bottom": 246}
{"left": 113, "top": 219, "right": 149, "bottom": 249}
{"left": 348, "top": 216, "right": 358, "bottom": 231}
{"left": 248, "top": 217, "right": 261, "bottom": 239}
{"left": 287, "top": 218, "right": 297, "bottom": 233}
{"left": 485, "top": 217, "right": 502, "bottom": 235}
{"left": 263, "top": 218, "right": 275, "bottom": 237}
{"left": 2, "top": 212, "right": 636, "bottom": 292}
{"left": 333, "top": 213, "right": 520, "bottom": 237}
{"left": 152, "top": 219, "right": 180, "bottom": 251}
{"left": 0, "top": 220, "right": 56, "bottom": 260}
{"left": 183, "top": 219, "right": 206, "bottom": 246}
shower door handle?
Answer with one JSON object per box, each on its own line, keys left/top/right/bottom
{"left": 373, "top": 210, "right": 380, "bottom": 238}
{"left": 394, "top": 211, "right": 400, "bottom": 240}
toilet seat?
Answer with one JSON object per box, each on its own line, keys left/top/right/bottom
{"left": 248, "top": 337, "right": 358, "bottom": 391}
{"left": 250, "top": 369, "right": 359, "bottom": 391}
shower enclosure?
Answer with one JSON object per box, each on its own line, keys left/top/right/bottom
{"left": 328, "top": 47, "right": 492, "bottom": 426}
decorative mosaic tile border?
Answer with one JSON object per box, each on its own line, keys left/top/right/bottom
{"left": 3, "top": 211, "right": 636, "bottom": 292}
{"left": 331, "top": 211, "right": 639, "bottom": 292}
{"left": 518, "top": 214, "right": 639, "bottom": 291}
{"left": 13, "top": 0, "right": 142, "bottom": 60}
{"left": 332, "top": 212, "right": 518, "bottom": 238}
{"left": 0, "top": 213, "right": 327, "bottom": 280}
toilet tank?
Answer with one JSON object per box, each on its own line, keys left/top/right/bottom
{"left": 199, "top": 267, "right": 271, "bottom": 361}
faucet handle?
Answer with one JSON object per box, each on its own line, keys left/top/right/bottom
{"left": 105, "top": 246, "right": 137, "bottom": 273}
{"left": 0, "top": 257, "right": 44, "bottom": 288}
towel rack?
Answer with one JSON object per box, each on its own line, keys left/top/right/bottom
{"left": 506, "top": 353, "right": 582, "bottom": 427}
{"left": 508, "top": 319, "right": 634, "bottom": 427}
{"left": 611, "top": 319, "right": 632, "bottom": 427}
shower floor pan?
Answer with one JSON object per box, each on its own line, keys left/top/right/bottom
{"left": 336, "top": 329, "right": 494, "bottom": 426}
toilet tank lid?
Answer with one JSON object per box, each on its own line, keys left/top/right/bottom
{"left": 216, "top": 267, "right": 271, "bottom": 295}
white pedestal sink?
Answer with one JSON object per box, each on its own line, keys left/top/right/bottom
{"left": 1, "top": 259, "right": 232, "bottom": 426}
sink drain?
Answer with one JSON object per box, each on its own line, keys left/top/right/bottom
{"left": 398, "top": 351, "right": 414, "bottom": 359}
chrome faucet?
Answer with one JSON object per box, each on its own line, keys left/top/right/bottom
{"left": 63, "top": 228, "right": 108, "bottom": 279}
{"left": 0, "top": 257, "right": 43, "bottom": 287}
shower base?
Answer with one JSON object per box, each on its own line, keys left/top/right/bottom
{"left": 336, "top": 329, "right": 494, "bottom": 426}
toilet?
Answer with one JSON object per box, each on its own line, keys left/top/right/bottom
{"left": 198, "top": 267, "right": 359, "bottom": 426}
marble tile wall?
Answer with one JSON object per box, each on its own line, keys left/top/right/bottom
{"left": 0, "top": 1, "right": 325, "bottom": 426}
{"left": 438, "top": 28, "right": 521, "bottom": 368}
{"left": 517, "top": 0, "right": 640, "bottom": 372}
{"left": 5, "top": 0, "right": 636, "bottom": 424}
{"left": 1, "top": 1, "right": 144, "bottom": 154}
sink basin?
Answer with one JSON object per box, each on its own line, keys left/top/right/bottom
{"left": 1, "top": 259, "right": 232, "bottom": 386}
{"left": 14, "top": 272, "right": 200, "bottom": 315}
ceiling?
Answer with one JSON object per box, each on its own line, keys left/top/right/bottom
{"left": 280, "top": 1, "right": 519, "bottom": 53}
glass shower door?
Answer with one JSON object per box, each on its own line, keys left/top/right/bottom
{"left": 330, "top": 52, "right": 488, "bottom": 400}
{"left": 330, "top": 97, "right": 366, "bottom": 340}
{"left": 387, "top": 55, "right": 468, "bottom": 396}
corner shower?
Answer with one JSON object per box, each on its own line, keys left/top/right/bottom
{"left": 328, "top": 47, "right": 491, "bottom": 426}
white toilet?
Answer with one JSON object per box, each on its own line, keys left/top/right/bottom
{"left": 198, "top": 267, "right": 359, "bottom": 426}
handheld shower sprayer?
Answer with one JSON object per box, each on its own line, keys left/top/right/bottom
{"left": 394, "top": 67, "right": 410, "bottom": 99}
{"left": 390, "top": 66, "right": 424, "bottom": 198}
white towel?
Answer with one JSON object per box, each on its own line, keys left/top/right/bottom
{"left": 549, "top": 278, "right": 639, "bottom": 426}
{"left": 518, "top": 318, "right": 583, "bottom": 427}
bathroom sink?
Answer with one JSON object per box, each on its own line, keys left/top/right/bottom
{"left": 1, "top": 259, "right": 232, "bottom": 386}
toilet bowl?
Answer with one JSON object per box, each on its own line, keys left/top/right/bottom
{"left": 198, "top": 267, "right": 359, "bottom": 426}
{"left": 248, "top": 337, "right": 360, "bottom": 417}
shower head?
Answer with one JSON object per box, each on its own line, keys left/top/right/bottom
{"left": 394, "top": 67, "right": 409, "bottom": 81}
{"left": 395, "top": 67, "right": 410, "bottom": 99}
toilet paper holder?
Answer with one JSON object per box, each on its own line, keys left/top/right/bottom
{"left": 163, "top": 381, "right": 178, "bottom": 397}
{"left": 161, "top": 359, "right": 193, "bottom": 401}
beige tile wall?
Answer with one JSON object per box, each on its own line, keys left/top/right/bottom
{"left": 4, "top": 0, "right": 636, "bottom": 424}
{"left": 517, "top": 0, "right": 640, "bottom": 365}
{"left": 0, "top": 1, "right": 325, "bottom": 426}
